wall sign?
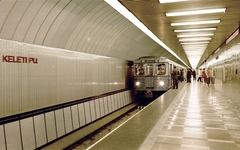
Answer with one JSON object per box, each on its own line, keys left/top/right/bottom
{"left": 2, "top": 55, "right": 38, "bottom": 64}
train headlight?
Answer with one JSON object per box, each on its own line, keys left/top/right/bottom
{"left": 135, "top": 81, "right": 140, "bottom": 86}
{"left": 159, "top": 81, "right": 164, "bottom": 86}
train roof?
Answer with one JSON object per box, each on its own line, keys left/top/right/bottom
{"left": 134, "top": 56, "right": 186, "bottom": 69}
{"left": 134, "top": 56, "right": 169, "bottom": 63}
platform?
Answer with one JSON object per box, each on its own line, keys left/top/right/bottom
{"left": 87, "top": 79, "right": 240, "bottom": 150}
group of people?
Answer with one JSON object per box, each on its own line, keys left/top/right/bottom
{"left": 171, "top": 67, "right": 208, "bottom": 89}
{"left": 197, "top": 68, "right": 207, "bottom": 83}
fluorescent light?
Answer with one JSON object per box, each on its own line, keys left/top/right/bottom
{"left": 104, "top": 0, "right": 190, "bottom": 68}
{"left": 177, "top": 33, "right": 214, "bottom": 38}
{"left": 171, "top": 20, "right": 220, "bottom": 26}
{"left": 183, "top": 45, "right": 207, "bottom": 48}
{"left": 174, "top": 28, "right": 217, "bottom": 32}
{"left": 183, "top": 48, "right": 207, "bottom": 51}
{"left": 181, "top": 42, "right": 209, "bottom": 44}
{"left": 179, "top": 37, "right": 211, "bottom": 41}
{"left": 166, "top": 8, "right": 226, "bottom": 17}
{"left": 159, "top": 0, "right": 188, "bottom": 3}
{"left": 226, "top": 29, "right": 239, "bottom": 44}
{"left": 185, "top": 51, "right": 205, "bottom": 54}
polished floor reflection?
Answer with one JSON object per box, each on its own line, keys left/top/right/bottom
{"left": 149, "top": 80, "right": 240, "bottom": 150}
{"left": 89, "top": 79, "right": 240, "bottom": 150}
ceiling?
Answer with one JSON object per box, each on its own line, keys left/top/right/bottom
{"left": 118, "top": 0, "right": 240, "bottom": 68}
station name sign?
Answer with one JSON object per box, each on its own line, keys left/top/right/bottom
{"left": 2, "top": 55, "right": 38, "bottom": 64}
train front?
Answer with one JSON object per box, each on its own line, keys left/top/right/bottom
{"left": 133, "top": 58, "right": 171, "bottom": 98}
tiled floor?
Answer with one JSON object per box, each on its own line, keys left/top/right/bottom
{"left": 142, "top": 79, "right": 240, "bottom": 150}
{"left": 89, "top": 79, "right": 240, "bottom": 150}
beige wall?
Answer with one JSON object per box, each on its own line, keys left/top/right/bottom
{"left": 0, "top": 39, "right": 129, "bottom": 117}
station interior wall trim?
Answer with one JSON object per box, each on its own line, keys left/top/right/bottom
{"left": 0, "top": 90, "right": 135, "bottom": 150}
{"left": 0, "top": 88, "right": 131, "bottom": 125}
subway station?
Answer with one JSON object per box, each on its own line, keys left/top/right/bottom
{"left": 1, "top": 0, "right": 240, "bottom": 149}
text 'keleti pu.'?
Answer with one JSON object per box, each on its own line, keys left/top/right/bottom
{"left": 2, "top": 55, "right": 38, "bottom": 64}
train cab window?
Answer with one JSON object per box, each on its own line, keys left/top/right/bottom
{"left": 146, "top": 64, "right": 153, "bottom": 75}
{"left": 156, "top": 63, "right": 166, "bottom": 75}
{"left": 135, "top": 64, "right": 145, "bottom": 75}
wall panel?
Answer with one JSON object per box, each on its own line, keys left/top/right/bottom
{"left": 71, "top": 105, "right": 80, "bottom": 130}
{"left": 21, "top": 117, "right": 36, "bottom": 150}
{"left": 95, "top": 99, "right": 101, "bottom": 119}
{"left": 34, "top": 114, "right": 47, "bottom": 147}
{"left": 5, "top": 121, "right": 22, "bottom": 150}
{"left": 90, "top": 100, "right": 96, "bottom": 121}
{"left": 0, "top": 125, "right": 6, "bottom": 150}
{"left": 78, "top": 103, "right": 86, "bottom": 127}
{"left": 63, "top": 107, "right": 73, "bottom": 134}
{"left": 103, "top": 97, "right": 109, "bottom": 115}
{"left": 45, "top": 112, "right": 57, "bottom": 142}
{"left": 99, "top": 98, "right": 105, "bottom": 117}
{"left": 55, "top": 109, "right": 65, "bottom": 137}
{"left": 84, "top": 102, "right": 91, "bottom": 124}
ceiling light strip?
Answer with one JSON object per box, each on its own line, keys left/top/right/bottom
{"left": 183, "top": 46, "right": 207, "bottom": 48}
{"left": 104, "top": 0, "right": 190, "bottom": 67}
{"left": 166, "top": 8, "right": 226, "bottom": 17}
{"left": 171, "top": 20, "right": 220, "bottom": 26}
{"left": 179, "top": 37, "right": 211, "bottom": 41}
{"left": 181, "top": 42, "right": 209, "bottom": 44}
{"left": 174, "top": 28, "right": 217, "bottom": 32}
{"left": 226, "top": 29, "right": 239, "bottom": 44}
{"left": 177, "top": 33, "right": 214, "bottom": 37}
{"left": 159, "top": 0, "right": 188, "bottom": 3}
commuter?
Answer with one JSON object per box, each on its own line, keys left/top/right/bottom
{"left": 139, "top": 68, "right": 144, "bottom": 75}
{"left": 172, "top": 66, "right": 178, "bottom": 89}
{"left": 186, "top": 68, "right": 192, "bottom": 83}
{"left": 192, "top": 70, "right": 196, "bottom": 80}
{"left": 197, "top": 69, "right": 202, "bottom": 82}
{"left": 179, "top": 69, "right": 184, "bottom": 82}
{"left": 202, "top": 68, "right": 207, "bottom": 83}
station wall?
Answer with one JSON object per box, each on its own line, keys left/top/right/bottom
{"left": 207, "top": 35, "right": 240, "bottom": 83}
{"left": 0, "top": 39, "right": 131, "bottom": 118}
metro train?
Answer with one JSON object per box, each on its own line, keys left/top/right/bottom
{"left": 133, "top": 56, "right": 184, "bottom": 98}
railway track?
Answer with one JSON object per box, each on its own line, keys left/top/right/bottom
{"left": 67, "top": 98, "right": 156, "bottom": 150}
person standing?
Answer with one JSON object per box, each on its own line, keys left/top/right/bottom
{"left": 172, "top": 66, "right": 178, "bottom": 89}
{"left": 187, "top": 69, "right": 192, "bottom": 83}
{"left": 179, "top": 69, "right": 184, "bottom": 82}
{"left": 197, "top": 69, "right": 202, "bottom": 82}
{"left": 192, "top": 70, "right": 196, "bottom": 80}
{"left": 202, "top": 68, "right": 207, "bottom": 83}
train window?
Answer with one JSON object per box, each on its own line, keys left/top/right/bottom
{"left": 135, "top": 64, "right": 144, "bottom": 75}
{"left": 156, "top": 63, "right": 166, "bottom": 75}
{"left": 146, "top": 64, "right": 153, "bottom": 75}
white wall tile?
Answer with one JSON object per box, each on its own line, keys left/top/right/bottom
{"left": 5, "top": 121, "right": 22, "bottom": 150}
{"left": 21, "top": 117, "right": 36, "bottom": 150}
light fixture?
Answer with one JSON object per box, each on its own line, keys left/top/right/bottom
{"left": 177, "top": 33, "right": 214, "bottom": 38}
{"left": 159, "top": 0, "right": 188, "bottom": 3}
{"left": 104, "top": 0, "right": 190, "bottom": 68}
{"left": 185, "top": 51, "right": 205, "bottom": 55}
{"left": 182, "top": 45, "right": 208, "bottom": 48}
{"left": 181, "top": 42, "right": 209, "bottom": 44}
{"left": 179, "top": 37, "right": 211, "bottom": 41}
{"left": 166, "top": 8, "right": 226, "bottom": 17}
{"left": 174, "top": 28, "right": 217, "bottom": 32}
{"left": 184, "top": 47, "right": 206, "bottom": 50}
{"left": 171, "top": 20, "right": 220, "bottom": 26}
